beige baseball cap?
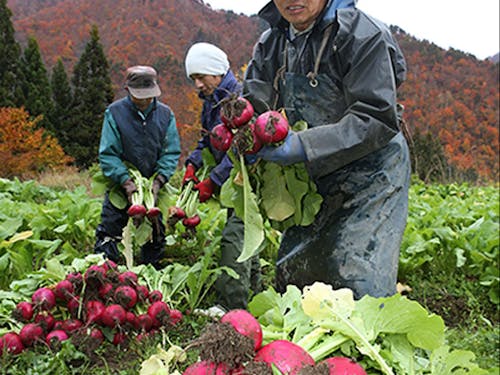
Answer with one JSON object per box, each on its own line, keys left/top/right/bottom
{"left": 125, "top": 65, "right": 161, "bottom": 99}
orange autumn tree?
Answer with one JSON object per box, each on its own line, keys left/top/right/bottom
{"left": 0, "top": 107, "right": 73, "bottom": 178}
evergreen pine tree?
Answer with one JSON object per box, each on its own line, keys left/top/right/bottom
{"left": 68, "top": 25, "right": 114, "bottom": 168}
{"left": 21, "top": 36, "right": 53, "bottom": 130}
{"left": 0, "top": 0, "right": 25, "bottom": 107}
{"left": 50, "top": 58, "right": 73, "bottom": 146}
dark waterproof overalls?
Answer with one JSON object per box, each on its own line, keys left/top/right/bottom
{"left": 245, "top": 0, "right": 410, "bottom": 298}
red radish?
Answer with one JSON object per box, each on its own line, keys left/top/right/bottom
{"left": 126, "top": 311, "right": 138, "bottom": 329}
{"left": 34, "top": 312, "right": 55, "bottom": 332}
{"left": 54, "top": 279, "right": 74, "bottom": 301}
{"left": 84, "top": 265, "right": 107, "bottom": 286}
{"left": 245, "top": 122, "right": 264, "bottom": 154}
{"left": 101, "top": 304, "right": 127, "bottom": 328}
{"left": 127, "top": 204, "right": 147, "bottom": 217}
{"left": 118, "top": 271, "right": 138, "bottom": 286}
{"left": 12, "top": 301, "right": 34, "bottom": 323}
{"left": 168, "top": 206, "right": 186, "bottom": 219}
{"left": 31, "top": 287, "right": 56, "bottom": 311}
{"left": 168, "top": 309, "right": 183, "bottom": 326}
{"left": 147, "top": 207, "right": 161, "bottom": 218}
{"left": 147, "top": 301, "right": 171, "bottom": 328}
{"left": 88, "top": 327, "right": 104, "bottom": 345}
{"left": 254, "top": 110, "right": 289, "bottom": 144}
{"left": 114, "top": 285, "right": 138, "bottom": 309}
{"left": 85, "top": 300, "right": 105, "bottom": 324}
{"left": 67, "top": 296, "right": 81, "bottom": 318}
{"left": 101, "top": 259, "right": 118, "bottom": 272}
{"left": 137, "top": 314, "right": 153, "bottom": 332}
{"left": 136, "top": 284, "right": 150, "bottom": 302}
{"left": 113, "top": 332, "right": 127, "bottom": 346}
{"left": 320, "top": 357, "right": 367, "bottom": 375}
{"left": 19, "top": 323, "right": 44, "bottom": 347}
{"left": 46, "top": 330, "right": 68, "bottom": 348}
{"left": 61, "top": 318, "right": 83, "bottom": 333}
{"left": 210, "top": 123, "right": 234, "bottom": 152}
{"left": 183, "top": 360, "right": 230, "bottom": 375}
{"left": 220, "top": 309, "right": 263, "bottom": 351}
{"left": 182, "top": 214, "right": 201, "bottom": 228}
{"left": 221, "top": 97, "right": 255, "bottom": 128}
{"left": 0, "top": 332, "right": 24, "bottom": 355}
{"left": 254, "top": 340, "right": 315, "bottom": 375}
{"left": 98, "top": 282, "right": 114, "bottom": 301}
{"left": 148, "top": 290, "right": 163, "bottom": 303}
{"left": 66, "top": 272, "right": 83, "bottom": 293}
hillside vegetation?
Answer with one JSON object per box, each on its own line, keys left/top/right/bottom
{"left": 5, "top": 0, "right": 499, "bottom": 182}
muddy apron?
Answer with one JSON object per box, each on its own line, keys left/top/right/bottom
{"left": 274, "top": 31, "right": 411, "bottom": 298}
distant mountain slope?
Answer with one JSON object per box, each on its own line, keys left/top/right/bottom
{"left": 7, "top": 0, "right": 499, "bottom": 180}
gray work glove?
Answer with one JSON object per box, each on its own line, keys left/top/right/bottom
{"left": 152, "top": 174, "right": 167, "bottom": 205}
{"left": 122, "top": 178, "right": 138, "bottom": 204}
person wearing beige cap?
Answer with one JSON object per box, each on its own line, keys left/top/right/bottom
{"left": 94, "top": 65, "right": 181, "bottom": 268}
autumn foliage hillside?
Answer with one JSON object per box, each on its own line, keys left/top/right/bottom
{"left": 7, "top": 0, "right": 499, "bottom": 181}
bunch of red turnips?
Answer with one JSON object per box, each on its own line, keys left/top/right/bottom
{"left": 210, "top": 96, "right": 290, "bottom": 155}
{"left": 0, "top": 260, "right": 182, "bottom": 356}
{"left": 183, "top": 309, "right": 366, "bottom": 375}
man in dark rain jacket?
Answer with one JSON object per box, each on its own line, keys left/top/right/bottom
{"left": 94, "top": 65, "right": 181, "bottom": 268}
{"left": 183, "top": 43, "right": 261, "bottom": 315}
{"left": 244, "top": 0, "right": 410, "bottom": 298}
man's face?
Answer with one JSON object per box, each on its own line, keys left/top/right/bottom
{"left": 130, "top": 95, "right": 153, "bottom": 111}
{"left": 190, "top": 74, "right": 222, "bottom": 96}
{"left": 273, "top": 0, "right": 327, "bottom": 31}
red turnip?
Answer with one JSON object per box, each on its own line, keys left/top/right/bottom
{"left": 221, "top": 97, "right": 254, "bottom": 128}
{"left": 101, "top": 259, "right": 118, "bottom": 271}
{"left": 118, "top": 271, "right": 138, "bottom": 286}
{"left": 101, "top": 304, "right": 127, "bottom": 328}
{"left": 88, "top": 327, "right": 104, "bottom": 345}
{"left": 245, "top": 123, "right": 264, "bottom": 154}
{"left": 0, "top": 332, "right": 24, "bottom": 355}
{"left": 19, "top": 323, "right": 44, "bottom": 347}
{"left": 31, "top": 287, "right": 56, "bottom": 311}
{"left": 137, "top": 313, "right": 153, "bottom": 332}
{"left": 254, "top": 110, "right": 289, "bottom": 144}
{"left": 147, "top": 301, "right": 171, "bottom": 328}
{"left": 125, "top": 311, "right": 138, "bottom": 329}
{"left": 254, "top": 340, "right": 315, "bottom": 375}
{"left": 34, "top": 312, "right": 55, "bottom": 332}
{"left": 168, "top": 206, "right": 186, "bottom": 219}
{"left": 61, "top": 318, "right": 83, "bottom": 333}
{"left": 46, "top": 330, "right": 68, "bottom": 348}
{"left": 148, "top": 290, "right": 163, "bottom": 303}
{"left": 12, "top": 301, "right": 33, "bottom": 323}
{"left": 112, "top": 332, "right": 127, "bottom": 346}
{"left": 220, "top": 309, "right": 263, "bottom": 351}
{"left": 168, "top": 309, "right": 183, "bottom": 326}
{"left": 54, "top": 279, "right": 74, "bottom": 302}
{"left": 320, "top": 357, "right": 367, "bottom": 375}
{"left": 127, "top": 204, "right": 147, "bottom": 217}
{"left": 84, "top": 265, "right": 107, "bottom": 286}
{"left": 136, "top": 284, "right": 150, "bottom": 302}
{"left": 114, "top": 285, "right": 138, "bottom": 309}
{"left": 67, "top": 296, "right": 81, "bottom": 319}
{"left": 66, "top": 272, "right": 83, "bottom": 293}
{"left": 182, "top": 214, "right": 201, "bottom": 228}
{"left": 98, "top": 282, "right": 114, "bottom": 301}
{"left": 147, "top": 207, "right": 162, "bottom": 219}
{"left": 85, "top": 300, "right": 105, "bottom": 325}
{"left": 183, "top": 360, "right": 230, "bottom": 375}
{"left": 210, "top": 123, "right": 234, "bottom": 152}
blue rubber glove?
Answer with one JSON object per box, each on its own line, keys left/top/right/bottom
{"left": 256, "top": 131, "right": 307, "bottom": 166}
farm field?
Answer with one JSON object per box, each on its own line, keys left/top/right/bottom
{"left": 0, "top": 172, "right": 498, "bottom": 374}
